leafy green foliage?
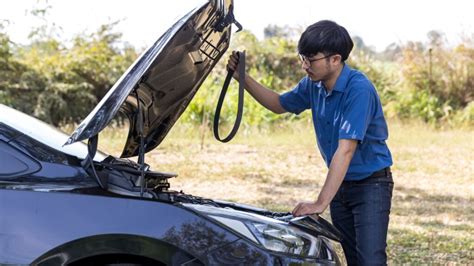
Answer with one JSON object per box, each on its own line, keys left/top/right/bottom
{"left": 392, "top": 33, "right": 474, "bottom": 124}
{"left": 180, "top": 30, "right": 310, "bottom": 129}
{"left": 1, "top": 20, "right": 137, "bottom": 125}
{"left": 0, "top": 29, "right": 46, "bottom": 114}
{"left": 0, "top": 13, "right": 472, "bottom": 127}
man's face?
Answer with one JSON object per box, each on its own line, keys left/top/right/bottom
{"left": 300, "top": 52, "right": 334, "bottom": 81}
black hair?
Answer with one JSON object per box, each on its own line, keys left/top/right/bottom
{"left": 298, "top": 20, "right": 354, "bottom": 62}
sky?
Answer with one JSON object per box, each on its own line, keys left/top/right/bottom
{"left": 0, "top": 0, "right": 472, "bottom": 52}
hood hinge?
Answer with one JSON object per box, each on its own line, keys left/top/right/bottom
{"left": 214, "top": 4, "right": 242, "bottom": 32}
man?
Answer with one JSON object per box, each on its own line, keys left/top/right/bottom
{"left": 226, "top": 20, "right": 394, "bottom": 265}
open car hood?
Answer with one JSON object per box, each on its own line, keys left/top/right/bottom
{"left": 66, "top": 0, "right": 237, "bottom": 157}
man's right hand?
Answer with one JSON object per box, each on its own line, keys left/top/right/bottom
{"left": 226, "top": 50, "right": 241, "bottom": 80}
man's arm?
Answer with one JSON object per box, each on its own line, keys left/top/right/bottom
{"left": 227, "top": 51, "right": 286, "bottom": 114}
{"left": 243, "top": 75, "right": 287, "bottom": 114}
{"left": 292, "top": 139, "right": 358, "bottom": 216}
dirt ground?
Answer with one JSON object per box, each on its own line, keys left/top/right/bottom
{"left": 100, "top": 121, "right": 473, "bottom": 263}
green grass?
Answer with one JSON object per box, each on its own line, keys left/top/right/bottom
{"left": 98, "top": 120, "right": 474, "bottom": 264}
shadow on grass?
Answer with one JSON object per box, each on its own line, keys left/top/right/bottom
{"left": 277, "top": 177, "right": 320, "bottom": 188}
{"left": 391, "top": 185, "right": 473, "bottom": 219}
{"left": 389, "top": 185, "right": 473, "bottom": 263}
{"left": 388, "top": 228, "right": 474, "bottom": 264}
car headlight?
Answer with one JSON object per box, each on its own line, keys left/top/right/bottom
{"left": 183, "top": 203, "right": 345, "bottom": 260}
{"left": 207, "top": 214, "right": 321, "bottom": 257}
{"left": 183, "top": 203, "right": 335, "bottom": 258}
{"left": 247, "top": 221, "right": 320, "bottom": 257}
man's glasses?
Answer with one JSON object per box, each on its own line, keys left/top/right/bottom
{"left": 299, "top": 54, "right": 333, "bottom": 66}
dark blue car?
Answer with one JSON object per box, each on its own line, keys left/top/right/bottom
{"left": 0, "top": 0, "right": 345, "bottom": 264}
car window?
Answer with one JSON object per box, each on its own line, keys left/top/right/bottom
{"left": 0, "top": 140, "right": 41, "bottom": 178}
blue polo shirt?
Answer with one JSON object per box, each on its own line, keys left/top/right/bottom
{"left": 279, "top": 64, "right": 392, "bottom": 181}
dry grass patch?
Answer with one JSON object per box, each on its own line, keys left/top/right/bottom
{"left": 99, "top": 120, "right": 473, "bottom": 264}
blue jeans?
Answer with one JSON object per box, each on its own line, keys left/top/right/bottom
{"left": 330, "top": 172, "right": 393, "bottom": 266}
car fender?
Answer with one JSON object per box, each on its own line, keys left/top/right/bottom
{"left": 0, "top": 189, "right": 239, "bottom": 264}
{"left": 31, "top": 233, "right": 201, "bottom": 265}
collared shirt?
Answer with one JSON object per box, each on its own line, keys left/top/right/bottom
{"left": 279, "top": 64, "right": 392, "bottom": 181}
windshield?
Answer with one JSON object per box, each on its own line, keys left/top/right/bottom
{"left": 0, "top": 104, "right": 106, "bottom": 161}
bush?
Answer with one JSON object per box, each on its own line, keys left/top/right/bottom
{"left": 453, "top": 101, "right": 474, "bottom": 127}
{"left": 2, "top": 22, "right": 138, "bottom": 126}
{"left": 1, "top": 18, "right": 472, "bottom": 128}
{"left": 394, "top": 35, "right": 474, "bottom": 124}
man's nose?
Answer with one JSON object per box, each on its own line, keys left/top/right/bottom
{"left": 301, "top": 61, "right": 309, "bottom": 71}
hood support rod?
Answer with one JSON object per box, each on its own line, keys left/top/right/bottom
{"left": 83, "top": 134, "right": 107, "bottom": 189}
{"left": 135, "top": 88, "right": 147, "bottom": 196}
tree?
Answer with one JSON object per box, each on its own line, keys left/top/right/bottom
{"left": 352, "top": 35, "right": 376, "bottom": 56}
{"left": 427, "top": 30, "right": 446, "bottom": 48}
{"left": 17, "top": 22, "right": 138, "bottom": 125}
{"left": 381, "top": 42, "right": 402, "bottom": 61}
{"left": 263, "top": 24, "right": 301, "bottom": 39}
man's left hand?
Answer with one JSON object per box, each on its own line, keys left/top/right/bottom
{"left": 292, "top": 201, "right": 328, "bottom": 217}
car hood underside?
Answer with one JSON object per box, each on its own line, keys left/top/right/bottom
{"left": 66, "top": 0, "right": 235, "bottom": 158}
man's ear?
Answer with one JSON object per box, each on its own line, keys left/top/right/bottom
{"left": 331, "top": 54, "right": 342, "bottom": 64}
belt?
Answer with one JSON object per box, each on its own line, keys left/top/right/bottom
{"left": 214, "top": 51, "right": 246, "bottom": 143}
{"left": 343, "top": 167, "right": 392, "bottom": 184}
{"left": 369, "top": 167, "right": 391, "bottom": 178}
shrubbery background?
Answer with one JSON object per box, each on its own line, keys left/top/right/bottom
{"left": 1, "top": 11, "right": 472, "bottom": 128}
